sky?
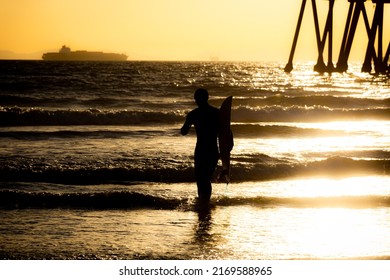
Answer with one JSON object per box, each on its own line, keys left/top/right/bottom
{"left": 0, "top": 0, "right": 388, "bottom": 62}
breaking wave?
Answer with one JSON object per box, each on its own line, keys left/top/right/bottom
{"left": 0, "top": 156, "right": 388, "bottom": 185}
{"left": 1, "top": 105, "right": 389, "bottom": 126}
{"left": 1, "top": 190, "right": 389, "bottom": 210}
{"left": 233, "top": 106, "right": 390, "bottom": 123}
{"left": 0, "top": 107, "right": 182, "bottom": 126}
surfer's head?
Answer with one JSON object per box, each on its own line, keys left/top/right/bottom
{"left": 194, "top": 88, "right": 209, "bottom": 106}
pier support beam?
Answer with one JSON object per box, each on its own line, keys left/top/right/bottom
{"left": 362, "top": 0, "right": 389, "bottom": 73}
{"left": 336, "top": 0, "right": 370, "bottom": 72}
{"left": 314, "top": 0, "right": 335, "bottom": 73}
{"left": 285, "top": 0, "right": 390, "bottom": 74}
{"left": 284, "top": 0, "right": 307, "bottom": 73}
{"left": 285, "top": 0, "right": 336, "bottom": 73}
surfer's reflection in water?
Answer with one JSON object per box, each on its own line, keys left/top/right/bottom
{"left": 181, "top": 88, "right": 219, "bottom": 204}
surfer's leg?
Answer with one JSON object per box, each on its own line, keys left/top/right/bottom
{"left": 194, "top": 153, "right": 218, "bottom": 202}
{"left": 197, "top": 181, "right": 212, "bottom": 202}
{"left": 195, "top": 166, "right": 212, "bottom": 202}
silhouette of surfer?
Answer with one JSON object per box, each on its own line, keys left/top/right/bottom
{"left": 181, "top": 88, "right": 219, "bottom": 203}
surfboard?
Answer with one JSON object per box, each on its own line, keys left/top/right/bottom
{"left": 218, "top": 96, "right": 234, "bottom": 183}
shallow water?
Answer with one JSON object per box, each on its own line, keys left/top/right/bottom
{"left": 0, "top": 60, "right": 389, "bottom": 259}
{"left": 1, "top": 177, "right": 390, "bottom": 259}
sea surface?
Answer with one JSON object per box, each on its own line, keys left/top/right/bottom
{"left": 0, "top": 60, "right": 389, "bottom": 259}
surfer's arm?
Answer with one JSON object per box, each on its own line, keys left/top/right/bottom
{"left": 180, "top": 114, "right": 193, "bottom": 135}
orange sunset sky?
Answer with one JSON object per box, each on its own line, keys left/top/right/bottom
{"left": 0, "top": 0, "right": 388, "bottom": 61}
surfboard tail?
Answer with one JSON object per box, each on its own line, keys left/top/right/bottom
{"left": 218, "top": 96, "right": 233, "bottom": 185}
{"left": 217, "top": 153, "right": 230, "bottom": 184}
{"left": 217, "top": 169, "right": 230, "bottom": 184}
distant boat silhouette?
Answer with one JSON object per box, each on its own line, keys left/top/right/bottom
{"left": 42, "top": 45, "right": 127, "bottom": 61}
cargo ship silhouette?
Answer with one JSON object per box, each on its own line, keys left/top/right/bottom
{"left": 42, "top": 45, "right": 127, "bottom": 61}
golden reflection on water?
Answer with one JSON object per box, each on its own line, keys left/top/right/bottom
{"left": 223, "top": 176, "right": 390, "bottom": 203}
{"left": 212, "top": 206, "right": 390, "bottom": 259}
{"left": 285, "top": 208, "right": 388, "bottom": 259}
{"left": 209, "top": 176, "right": 390, "bottom": 259}
{"left": 234, "top": 120, "right": 389, "bottom": 165}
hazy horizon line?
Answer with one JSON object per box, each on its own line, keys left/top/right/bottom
{"left": 0, "top": 50, "right": 369, "bottom": 64}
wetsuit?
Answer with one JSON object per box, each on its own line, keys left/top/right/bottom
{"left": 181, "top": 103, "right": 219, "bottom": 202}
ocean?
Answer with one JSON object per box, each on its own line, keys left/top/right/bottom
{"left": 0, "top": 60, "right": 389, "bottom": 260}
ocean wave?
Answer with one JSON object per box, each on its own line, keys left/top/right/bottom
{"left": 0, "top": 94, "right": 140, "bottom": 109}
{"left": 4, "top": 92, "right": 389, "bottom": 112}
{"left": 232, "top": 157, "right": 390, "bottom": 181}
{"left": 1, "top": 190, "right": 389, "bottom": 210}
{"left": 1, "top": 105, "right": 389, "bottom": 126}
{"left": 0, "top": 129, "right": 166, "bottom": 140}
{"left": 0, "top": 106, "right": 182, "bottom": 126}
{"left": 0, "top": 165, "right": 195, "bottom": 184}
{"left": 0, "top": 124, "right": 344, "bottom": 139}
{"left": 0, "top": 190, "right": 183, "bottom": 210}
{"left": 216, "top": 194, "right": 390, "bottom": 209}
{"left": 1, "top": 156, "right": 388, "bottom": 184}
{"left": 228, "top": 96, "right": 390, "bottom": 110}
{"left": 233, "top": 106, "right": 390, "bottom": 122}
{"left": 0, "top": 94, "right": 185, "bottom": 111}
{"left": 231, "top": 124, "right": 345, "bottom": 138}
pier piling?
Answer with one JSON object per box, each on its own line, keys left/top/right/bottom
{"left": 285, "top": 0, "right": 390, "bottom": 74}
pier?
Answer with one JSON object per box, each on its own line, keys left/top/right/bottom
{"left": 285, "top": 0, "right": 390, "bottom": 74}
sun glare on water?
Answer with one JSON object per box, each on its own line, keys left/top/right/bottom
{"left": 234, "top": 120, "right": 389, "bottom": 162}
{"left": 216, "top": 176, "right": 390, "bottom": 259}
{"left": 232, "top": 176, "right": 390, "bottom": 201}
{"left": 286, "top": 207, "right": 388, "bottom": 259}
